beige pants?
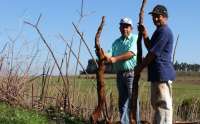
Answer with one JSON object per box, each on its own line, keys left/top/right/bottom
{"left": 151, "top": 81, "right": 173, "bottom": 124}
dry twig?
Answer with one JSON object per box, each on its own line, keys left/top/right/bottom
{"left": 24, "top": 14, "right": 70, "bottom": 112}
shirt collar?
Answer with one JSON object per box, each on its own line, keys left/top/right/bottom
{"left": 121, "top": 33, "right": 132, "bottom": 41}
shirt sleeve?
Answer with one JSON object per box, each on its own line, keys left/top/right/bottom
{"left": 150, "top": 30, "right": 168, "bottom": 57}
{"left": 128, "top": 35, "right": 137, "bottom": 55}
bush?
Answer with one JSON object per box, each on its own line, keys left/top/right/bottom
{"left": 177, "top": 98, "right": 200, "bottom": 121}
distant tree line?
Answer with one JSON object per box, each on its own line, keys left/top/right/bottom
{"left": 174, "top": 61, "right": 200, "bottom": 72}
{"left": 80, "top": 59, "right": 200, "bottom": 74}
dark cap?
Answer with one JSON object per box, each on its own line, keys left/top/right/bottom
{"left": 149, "top": 4, "right": 168, "bottom": 17}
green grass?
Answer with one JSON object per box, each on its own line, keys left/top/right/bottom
{"left": 26, "top": 72, "right": 200, "bottom": 122}
{"left": 35, "top": 73, "right": 200, "bottom": 104}
{"left": 0, "top": 103, "right": 49, "bottom": 124}
{"left": 173, "top": 82, "right": 200, "bottom": 103}
{"left": 0, "top": 72, "right": 198, "bottom": 123}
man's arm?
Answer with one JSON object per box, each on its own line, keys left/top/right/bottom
{"left": 143, "top": 35, "right": 151, "bottom": 50}
{"left": 134, "top": 52, "right": 155, "bottom": 75}
{"left": 104, "top": 51, "right": 135, "bottom": 63}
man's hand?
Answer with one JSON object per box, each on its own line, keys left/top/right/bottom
{"left": 101, "top": 49, "right": 113, "bottom": 63}
{"left": 138, "top": 24, "right": 148, "bottom": 38}
{"left": 109, "top": 57, "right": 116, "bottom": 63}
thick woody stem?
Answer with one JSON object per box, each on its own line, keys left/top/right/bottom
{"left": 91, "top": 16, "right": 111, "bottom": 124}
{"left": 130, "top": 0, "right": 147, "bottom": 124}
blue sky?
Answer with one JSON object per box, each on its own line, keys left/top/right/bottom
{"left": 0, "top": 0, "right": 200, "bottom": 74}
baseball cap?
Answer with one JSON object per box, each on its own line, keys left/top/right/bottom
{"left": 119, "top": 17, "right": 133, "bottom": 27}
{"left": 149, "top": 4, "right": 168, "bottom": 17}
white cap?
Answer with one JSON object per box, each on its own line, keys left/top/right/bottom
{"left": 119, "top": 17, "right": 133, "bottom": 26}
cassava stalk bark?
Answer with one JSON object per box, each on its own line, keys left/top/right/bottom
{"left": 91, "top": 16, "right": 112, "bottom": 124}
{"left": 130, "top": 0, "right": 147, "bottom": 124}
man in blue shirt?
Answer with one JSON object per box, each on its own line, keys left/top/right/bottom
{"left": 104, "top": 17, "right": 140, "bottom": 124}
{"left": 134, "top": 5, "right": 176, "bottom": 124}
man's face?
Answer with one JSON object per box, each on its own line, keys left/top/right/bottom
{"left": 152, "top": 14, "right": 167, "bottom": 27}
{"left": 119, "top": 24, "right": 132, "bottom": 38}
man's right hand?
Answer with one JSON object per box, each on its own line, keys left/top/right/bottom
{"left": 102, "top": 49, "right": 112, "bottom": 63}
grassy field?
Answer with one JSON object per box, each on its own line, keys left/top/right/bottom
{"left": 68, "top": 71, "right": 200, "bottom": 121}
{"left": 72, "top": 72, "right": 200, "bottom": 103}
{"left": 0, "top": 102, "right": 49, "bottom": 124}
{"left": 1, "top": 71, "right": 199, "bottom": 123}
{"left": 39, "top": 71, "right": 199, "bottom": 122}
